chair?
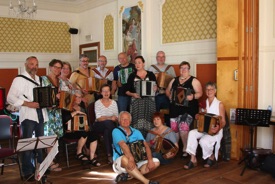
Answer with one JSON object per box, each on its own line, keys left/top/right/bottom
{"left": 0, "top": 115, "right": 21, "bottom": 175}
{"left": 62, "top": 137, "right": 78, "bottom": 168}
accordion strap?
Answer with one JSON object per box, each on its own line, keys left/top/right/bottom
{"left": 151, "top": 65, "right": 172, "bottom": 73}
{"left": 148, "top": 129, "right": 173, "bottom": 138}
{"left": 16, "top": 75, "right": 41, "bottom": 87}
{"left": 92, "top": 68, "right": 112, "bottom": 79}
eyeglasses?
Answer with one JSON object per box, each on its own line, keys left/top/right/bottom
{"left": 206, "top": 88, "right": 215, "bottom": 92}
{"left": 52, "top": 66, "right": 62, "bottom": 70}
{"left": 180, "top": 67, "right": 189, "bottom": 70}
{"left": 81, "top": 60, "right": 89, "bottom": 63}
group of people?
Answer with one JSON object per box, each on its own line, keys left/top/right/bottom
{"left": 7, "top": 50, "right": 226, "bottom": 184}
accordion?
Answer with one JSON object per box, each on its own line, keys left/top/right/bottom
{"left": 155, "top": 138, "right": 178, "bottom": 159}
{"left": 67, "top": 114, "right": 89, "bottom": 132}
{"left": 155, "top": 72, "right": 173, "bottom": 89}
{"left": 197, "top": 113, "right": 222, "bottom": 135}
{"left": 33, "top": 86, "right": 58, "bottom": 108}
{"left": 135, "top": 81, "right": 156, "bottom": 97}
{"left": 59, "top": 91, "right": 75, "bottom": 111}
{"left": 171, "top": 87, "right": 192, "bottom": 107}
{"left": 78, "top": 77, "right": 105, "bottom": 93}
{"left": 128, "top": 140, "right": 147, "bottom": 163}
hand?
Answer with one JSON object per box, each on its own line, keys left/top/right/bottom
{"left": 147, "top": 159, "right": 155, "bottom": 171}
{"left": 111, "top": 116, "right": 118, "bottom": 122}
{"left": 210, "top": 124, "right": 220, "bottom": 134}
{"left": 133, "top": 93, "right": 141, "bottom": 99}
{"left": 126, "top": 157, "right": 136, "bottom": 171}
{"left": 153, "top": 85, "right": 158, "bottom": 92}
{"left": 24, "top": 101, "right": 40, "bottom": 109}
{"left": 164, "top": 152, "right": 175, "bottom": 159}
{"left": 82, "top": 89, "right": 88, "bottom": 95}
{"left": 186, "top": 94, "right": 193, "bottom": 101}
{"left": 56, "top": 93, "right": 60, "bottom": 100}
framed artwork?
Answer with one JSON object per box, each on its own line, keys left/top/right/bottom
{"left": 122, "top": 5, "right": 142, "bottom": 64}
{"left": 79, "top": 42, "right": 100, "bottom": 65}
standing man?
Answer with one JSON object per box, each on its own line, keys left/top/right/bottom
{"left": 112, "top": 52, "right": 135, "bottom": 112}
{"left": 7, "top": 56, "right": 48, "bottom": 181}
{"left": 148, "top": 51, "right": 176, "bottom": 111}
{"left": 70, "top": 54, "right": 96, "bottom": 106}
{"left": 92, "top": 55, "right": 113, "bottom": 100}
{"left": 112, "top": 111, "right": 160, "bottom": 184}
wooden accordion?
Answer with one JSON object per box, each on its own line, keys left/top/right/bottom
{"left": 135, "top": 80, "right": 156, "bottom": 97}
{"left": 197, "top": 113, "right": 222, "bottom": 136}
{"left": 171, "top": 87, "right": 192, "bottom": 107}
{"left": 67, "top": 114, "right": 89, "bottom": 132}
{"left": 128, "top": 140, "right": 147, "bottom": 163}
{"left": 78, "top": 77, "right": 106, "bottom": 92}
{"left": 33, "top": 86, "right": 57, "bottom": 108}
{"left": 155, "top": 72, "right": 173, "bottom": 89}
{"left": 58, "top": 91, "right": 75, "bottom": 111}
{"left": 155, "top": 138, "right": 178, "bottom": 159}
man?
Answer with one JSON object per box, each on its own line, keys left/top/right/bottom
{"left": 112, "top": 52, "right": 135, "bottom": 112}
{"left": 148, "top": 51, "right": 176, "bottom": 112}
{"left": 92, "top": 55, "right": 113, "bottom": 100}
{"left": 69, "top": 54, "right": 96, "bottom": 106}
{"left": 7, "top": 56, "right": 48, "bottom": 181}
{"left": 112, "top": 111, "right": 160, "bottom": 184}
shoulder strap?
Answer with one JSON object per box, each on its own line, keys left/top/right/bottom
{"left": 148, "top": 129, "right": 173, "bottom": 138}
{"left": 113, "top": 127, "right": 128, "bottom": 157}
{"left": 151, "top": 65, "right": 161, "bottom": 73}
{"left": 92, "top": 68, "right": 112, "bottom": 79}
{"left": 72, "top": 70, "right": 87, "bottom": 77}
{"left": 164, "top": 65, "right": 172, "bottom": 72}
{"left": 105, "top": 69, "right": 112, "bottom": 78}
{"left": 16, "top": 75, "right": 40, "bottom": 86}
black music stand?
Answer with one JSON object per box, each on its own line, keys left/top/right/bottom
{"left": 16, "top": 135, "right": 58, "bottom": 184}
{"left": 235, "top": 108, "right": 271, "bottom": 176}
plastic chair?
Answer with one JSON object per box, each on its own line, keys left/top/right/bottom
{"left": 0, "top": 115, "right": 21, "bottom": 175}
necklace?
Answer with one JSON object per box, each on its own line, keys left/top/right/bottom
{"left": 180, "top": 76, "right": 188, "bottom": 80}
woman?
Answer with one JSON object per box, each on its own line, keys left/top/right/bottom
{"left": 62, "top": 90, "right": 100, "bottom": 167}
{"left": 59, "top": 61, "right": 76, "bottom": 94}
{"left": 166, "top": 61, "right": 202, "bottom": 158}
{"left": 126, "top": 56, "right": 157, "bottom": 137}
{"left": 184, "top": 82, "right": 226, "bottom": 169}
{"left": 42, "top": 59, "right": 63, "bottom": 138}
{"left": 146, "top": 112, "right": 178, "bottom": 165}
{"left": 93, "top": 84, "right": 118, "bottom": 164}
{"left": 41, "top": 59, "right": 63, "bottom": 171}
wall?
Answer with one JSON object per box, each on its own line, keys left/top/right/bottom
{"left": 0, "top": 5, "right": 79, "bottom": 72}
{"left": 257, "top": 0, "right": 275, "bottom": 149}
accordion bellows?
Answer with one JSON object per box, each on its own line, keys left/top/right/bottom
{"left": 59, "top": 91, "right": 75, "bottom": 111}
{"left": 128, "top": 140, "right": 147, "bottom": 163}
{"left": 197, "top": 113, "right": 222, "bottom": 135}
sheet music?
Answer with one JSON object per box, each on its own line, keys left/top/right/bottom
{"left": 35, "top": 140, "right": 59, "bottom": 181}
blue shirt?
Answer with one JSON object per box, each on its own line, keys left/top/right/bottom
{"left": 112, "top": 126, "right": 144, "bottom": 160}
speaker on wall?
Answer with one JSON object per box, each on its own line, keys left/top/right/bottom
{"left": 69, "top": 28, "right": 78, "bottom": 34}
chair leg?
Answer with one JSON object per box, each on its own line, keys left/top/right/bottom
{"left": 1, "top": 159, "right": 4, "bottom": 175}
{"left": 65, "top": 144, "right": 69, "bottom": 168}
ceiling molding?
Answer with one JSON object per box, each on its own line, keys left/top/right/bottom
{"left": 0, "top": 0, "right": 114, "bottom": 13}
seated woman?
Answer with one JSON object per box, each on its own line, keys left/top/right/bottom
{"left": 146, "top": 112, "right": 178, "bottom": 165}
{"left": 62, "top": 90, "right": 100, "bottom": 167}
{"left": 184, "top": 82, "right": 226, "bottom": 169}
{"left": 93, "top": 84, "right": 118, "bottom": 164}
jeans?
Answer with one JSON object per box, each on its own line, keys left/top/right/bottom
{"left": 152, "top": 152, "right": 171, "bottom": 165}
{"left": 155, "top": 94, "right": 170, "bottom": 111}
{"left": 117, "top": 95, "right": 131, "bottom": 112}
{"left": 20, "top": 119, "right": 44, "bottom": 176}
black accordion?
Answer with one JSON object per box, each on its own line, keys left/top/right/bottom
{"left": 135, "top": 80, "right": 156, "bottom": 97}
{"left": 33, "top": 86, "right": 58, "bottom": 108}
{"left": 128, "top": 140, "right": 147, "bottom": 163}
{"left": 171, "top": 86, "right": 192, "bottom": 107}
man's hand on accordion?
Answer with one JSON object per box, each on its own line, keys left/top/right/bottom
{"left": 126, "top": 156, "right": 136, "bottom": 171}
{"left": 23, "top": 101, "right": 40, "bottom": 109}
{"left": 210, "top": 124, "right": 220, "bottom": 134}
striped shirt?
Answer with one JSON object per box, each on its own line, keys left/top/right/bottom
{"left": 95, "top": 99, "right": 118, "bottom": 119}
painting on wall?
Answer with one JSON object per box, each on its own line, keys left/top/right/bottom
{"left": 122, "top": 6, "right": 141, "bottom": 64}
{"left": 79, "top": 42, "right": 100, "bottom": 65}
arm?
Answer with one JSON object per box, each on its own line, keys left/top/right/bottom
{"left": 165, "top": 78, "right": 175, "bottom": 100}
{"left": 218, "top": 102, "right": 226, "bottom": 128}
{"left": 144, "top": 141, "right": 156, "bottom": 171}
{"left": 190, "top": 78, "right": 203, "bottom": 100}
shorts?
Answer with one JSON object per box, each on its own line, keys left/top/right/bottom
{"left": 112, "top": 156, "right": 159, "bottom": 174}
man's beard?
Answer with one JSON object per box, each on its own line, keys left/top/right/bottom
{"left": 27, "top": 68, "right": 37, "bottom": 76}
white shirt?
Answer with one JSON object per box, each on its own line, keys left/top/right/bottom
{"left": 206, "top": 97, "right": 221, "bottom": 115}
{"left": 94, "top": 67, "right": 114, "bottom": 81}
{"left": 7, "top": 71, "right": 48, "bottom": 124}
{"left": 95, "top": 99, "right": 118, "bottom": 119}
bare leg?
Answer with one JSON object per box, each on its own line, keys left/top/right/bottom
{"left": 139, "top": 162, "right": 160, "bottom": 175}
{"left": 180, "top": 131, "right": 189, "bottom": 152}
{"left": 77, "top": 137, "right": 87, "bottom": 155}
{"left": 89, "top": 141, "right": 97, "bottom": 160}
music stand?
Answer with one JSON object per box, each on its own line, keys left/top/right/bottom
{"left": 235, "top": 108, "right": 271, "bottom": 176}
{"left": 16, "top": 135, "right": 58, "bottom": 183}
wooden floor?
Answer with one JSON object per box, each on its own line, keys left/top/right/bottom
{"left": 1, "top": 149, "right": 274, "bottom": 184}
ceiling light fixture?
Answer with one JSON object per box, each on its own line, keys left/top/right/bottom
{"left": 9, "top": 0, "right": 37, "bottom": 18}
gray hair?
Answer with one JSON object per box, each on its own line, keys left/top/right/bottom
{"left": 205, "top": 81, "right": 217, "bottom": 90}
{"left": 118, "top": 111, "right": 132, "bottom": 122}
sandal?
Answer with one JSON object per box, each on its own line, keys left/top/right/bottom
{"left": 48, "top": 163, "right": 62, "bottom": 172}
{"left": 115, "top": 173, "right": 133, "bottom": 182}
{"left": 90, "top": 158, "right": 101, "bottom": 167}
{"left": 204, "top": 158, "right": 216, "bottom": 168}
{"left": 76, "top": 153, "right": 89, "bottom": 161}
{"left": 184, "top": 161, "right": 197, "bottom": 170}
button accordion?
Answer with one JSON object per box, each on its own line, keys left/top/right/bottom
{"left": 197, "top": 113, "right": 222, "bottom": 135}
{"left": 33, "top": 86, "right": 58, "bottom": 108}
{"left": 58, "top": 91, "right": 75, "bottom": 111}
{"left": 155, "top": 72, "right": 173, "bottom": 89}
{"left": 171, "top": 86, "right": 192, "bottom": 107}
{"left": 128, "top": 140, "right": 147, "bottom": 163}
{"left": 135, "top": 80, "right": 156, "bottom": 97}
{"left": 78, "top": 77, "right": 105, "bottom": 92}
{"left": 67, "top": 114, "right": 89, "bottom": 132}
